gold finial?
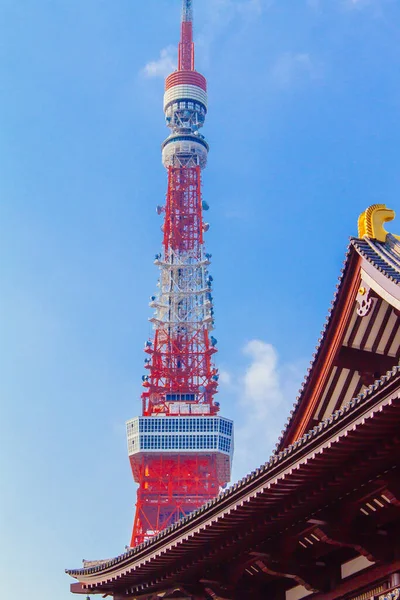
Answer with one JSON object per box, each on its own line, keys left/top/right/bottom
{"left": 357, "top": 204, "right": 399, "bottom": 242}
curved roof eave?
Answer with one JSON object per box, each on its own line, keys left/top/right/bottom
{"left": 66, "top": 363, "right": 400, "bottom": 587}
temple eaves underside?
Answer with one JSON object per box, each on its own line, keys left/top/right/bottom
{"left": 68, "top": 363, "right": 400, "bottom": 598}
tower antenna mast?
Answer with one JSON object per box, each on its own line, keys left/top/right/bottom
{"left": 179, "top": 0, "right": 194, "bottom": 70}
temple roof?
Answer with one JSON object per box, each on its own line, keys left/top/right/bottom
{"left": 277, "top": 207, "right": 400, "bottom": 451}
{"left": 67, "top": 362, "right": 400, "bottom": 590}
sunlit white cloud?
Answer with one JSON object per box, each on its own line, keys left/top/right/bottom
{"left": 219, "top": 369, "right": 232, "bottom": 385}
{"left": 222, "top": 340, "right": 305, "bottom": 482}
{"left": 142, "top": 45, "right": 177, "bottom": 78}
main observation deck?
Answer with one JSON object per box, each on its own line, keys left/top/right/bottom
{"left": 127, "top": 415, "right": 233, "bottom": 483}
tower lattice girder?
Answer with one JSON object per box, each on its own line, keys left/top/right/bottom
{"left": 126, "top": 0, "right": 233, "bottom": 548}
{"left": 130, "top": 454, "right": 221, "bottom": 539}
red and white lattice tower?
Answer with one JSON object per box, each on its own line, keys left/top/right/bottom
{"left": 126, "top": 0, "right": 234, "bottom": 547}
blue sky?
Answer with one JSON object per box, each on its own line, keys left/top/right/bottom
{"left": 1, "top": 0, "right": 400, "bottom": 598}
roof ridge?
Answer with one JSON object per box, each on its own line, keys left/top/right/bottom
{"left": 368, "top": 236, "right": 400, "bottom": 271}
{"left": 353, "top": 236, "right": 400, "bottom": 283}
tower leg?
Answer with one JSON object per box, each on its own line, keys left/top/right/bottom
{"left": 130, "top": 454, "right": 220, "bottom": 546}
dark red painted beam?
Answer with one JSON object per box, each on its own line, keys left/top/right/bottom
{"left": 70, "top": 583, "right": 90, "bottom": 595}
{"left": 310, "top": 559, "right": 400, "bottom": 600}
{"left": 334, "top": 346, "right": 397, "bottom": 375}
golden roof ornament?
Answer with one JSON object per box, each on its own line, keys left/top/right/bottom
{"left": 358, "top": 204, "right": 400, "bottom": 242}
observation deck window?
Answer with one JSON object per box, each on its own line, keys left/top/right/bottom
{"left": 218, "top": 437, "right": 231, "bottom": 453}
{"left": 166, "top": 393, "right": 196, "bottom": 402}
{"left": 219, "top": 420, "right": 233, "bottom": 436}
{"left": 140, "top": 434, "right": 219, "bottom": 451}
{"left": 135, "top": 417, "right": 234, "bottom": 434}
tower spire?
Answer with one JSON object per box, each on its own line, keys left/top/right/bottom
{"left": 182, "top": 0, "right": 193, "bottom": 22}
{"left": 178, "top": 0, "right": 194, "bottom": 71}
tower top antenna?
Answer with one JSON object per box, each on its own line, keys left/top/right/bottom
{"left": 182, "top": 0, "right": 193, "bottom": 23}
{"left": 178, "top": 0, "right": 194, "bottom": 70}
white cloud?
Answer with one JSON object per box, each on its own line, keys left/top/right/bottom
{"left": 219, "top": 369, "right": 232, "bottom": 385}
{"left": 142, "top": 46, "right": 177, "bottom": 78}
{"left": 242, "top": 341, "right": 282, "bottom": 416}
{"left": 271, "top": 52, "right": 321, "bottom": 88}
{"left": 226, "top": 340, "right": 305, "bottom": 482}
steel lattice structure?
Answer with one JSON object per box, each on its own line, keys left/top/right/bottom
{"left": 126, "top": 0, "right": 233, "bottom": 547}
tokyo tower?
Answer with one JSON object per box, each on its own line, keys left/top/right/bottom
{"left": 126, "top": 0, "right": 234, "bottom": 547}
